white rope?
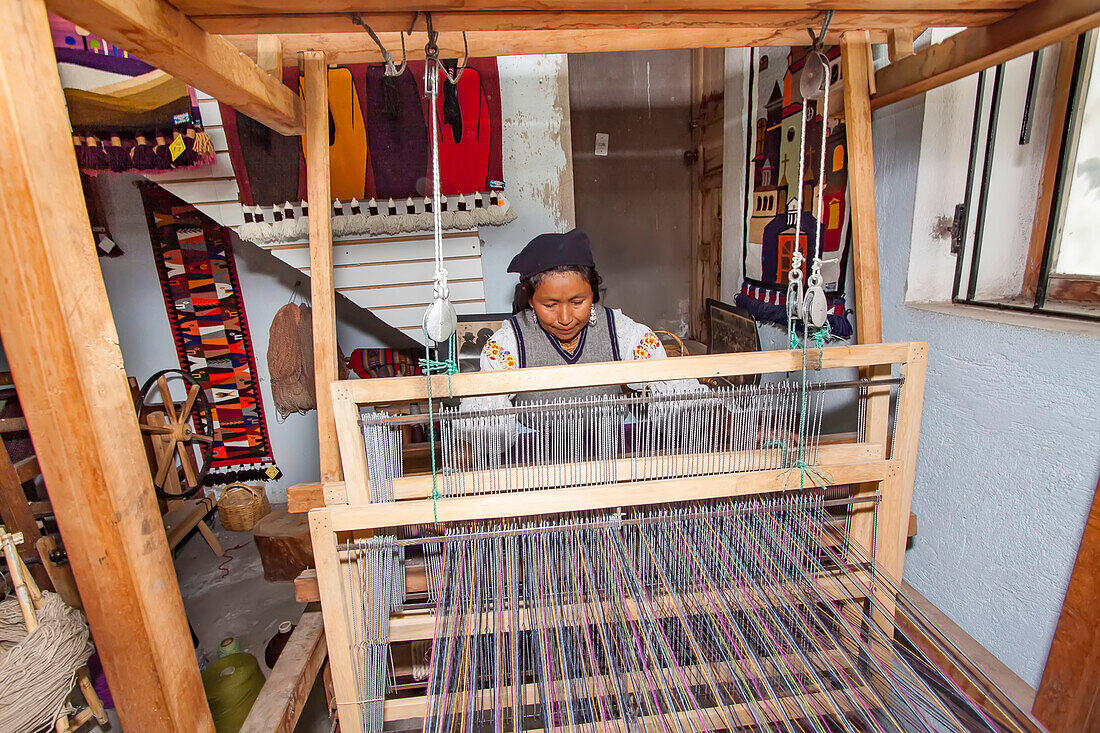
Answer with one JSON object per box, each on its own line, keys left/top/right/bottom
{"left": 788, "top": 51, "right": 836, "bottom": 331}
{"left": 428, "top": 62, "right": 447, "bottom": 304}
{"left": 0, "top": 592, "right": 93, "bottom": 733}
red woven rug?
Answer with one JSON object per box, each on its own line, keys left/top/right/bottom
{"left": 140, "top": 184, "right": 277, "bottom": 484}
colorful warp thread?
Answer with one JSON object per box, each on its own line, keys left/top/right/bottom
{"left": 140, "top": 185, "right": 277, "bottom": 483}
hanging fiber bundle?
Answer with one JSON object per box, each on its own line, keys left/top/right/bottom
{"left": 192, "top": 128, "right": 217, "bottom": 165}
{"left": 238, "top": 206, "right": 263, "bottom": 243}
{"left": 153, "top": 133, "right": 174, "bottom": 169}
{"left": 365, "top": 198, "right": 384, "bottom": 235}
{"left": 130, "top": 134, "right": 160, "bottom": 170}
{"left": 104, "top": 134, "right": 131, "bottom": 173}
{"left": 453, "top": 194, "right": 476, "bottom": 230}
{"left": 296, "top": 201, "right": 310, "bottom": 240}
{"left": 0, "top": 592, "right": 94, "bottom": 733}
{"left": 346, "top": 198, "right": 366, "bottom": 234}
{"left": 173, "top": 127, "right": 199, "bottom": 167}
{"left": 383, "top": 198, "right": 402, "bottom": 235}
{"left": 267, "top": 302, "right": 316, "bottom": 419}
{"left": 332, "top": 200, "right": 348, "bottom": 236}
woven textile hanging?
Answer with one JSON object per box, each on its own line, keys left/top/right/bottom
{"left": 140, "top": 184, "right": 278, "bottom": 484}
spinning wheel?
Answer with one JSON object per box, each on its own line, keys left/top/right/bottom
{"left": 135, "top": 369, "right": 215, "bottom": 499}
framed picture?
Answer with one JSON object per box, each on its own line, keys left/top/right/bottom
{"left": 706, "top": 298, "right": 761, "bottom": 386}
{"left": 444, "top": 313, "right": 511, "bottom": 373}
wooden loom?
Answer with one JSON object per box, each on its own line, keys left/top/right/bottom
{"left": 0, "top": 0, "right": 1096, "bottom": 731}
{"left": 310, "top": 343, "right": 928, "bottom": 730}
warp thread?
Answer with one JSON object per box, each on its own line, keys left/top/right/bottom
{"left": 0, "top": 592, "right": 94, "bottom": 733}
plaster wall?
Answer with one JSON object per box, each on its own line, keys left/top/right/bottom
{"left": 873, "top": 95, "right": 1100, "bottom": 690}
{"left": 478, "top": 54, "right": 577, "bottom": 314}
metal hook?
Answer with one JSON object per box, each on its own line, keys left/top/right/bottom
{"left": 422, "top": 12, "right": 469, "bottom": 85}
{"left": 806, "top": 10, "right": 834, "bottom": 50}
{"left": 346, "top": 12, "right": 407, "bottom": 77}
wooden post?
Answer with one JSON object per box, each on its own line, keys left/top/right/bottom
{"left": 0, "top": 1, "right": 213, "bottom": 730}
{"left": 1034, "top": 475, "right": 1100, "bottom": 731}
{"left": 305, "top": 51, "right": 343, "bottom": 483}
{"left": 841, "top": 32, "right": 883, "bottom": 345}
{"left": 841, "top": 32, "right": 893, "bottom": 568}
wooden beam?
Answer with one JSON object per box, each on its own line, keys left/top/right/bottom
{"left": 0, "top": 440, "right": 39, "bottom": 561}
{"left": 841, "top": 32, "right": 884, "bottom": 344}
{"left": 239, "top": 609, "right": 327, "bottom": 733}
{"left": 841, "top": 32, "right": 891, "bottom": 572}
{"left": 339, "top": 342, "right": 913, "bottom": 405}
{"left": 174, "top": 0, "right": 1029, "bottom": 14}
{"left": 305, "top": 52, "right": 342, "bottom": 484}
{"left": 1034, "top": 475, "right": 1100, "bottom": 731}
{"left": 45, "top": 0, "right": 303, "bottom": 135}
{"left": 888, "top": 27, "right": 915, "bottom": 63}
{"left": 226, "top": 28, "right": 894, "bottom": 64}
{"left": 194, "top": 9, "right": 1008, "bottom": 36}
{"left": 0, "top": 1, "right": 213, "bottom": 730}
{"left": 1022, "top": 38, "right": 1078, "bottom": 299}
{"left": 256, "top": 34, "right": 283, "bottom": 77}
{"left": 871, "top": 0, "right": 1100, "bottom": 110}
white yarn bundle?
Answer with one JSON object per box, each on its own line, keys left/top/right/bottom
{"left": 0, "top": 592, "right": 93, "bottom": 733}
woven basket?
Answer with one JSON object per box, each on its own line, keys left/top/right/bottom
{"left": 217, "top": 484, "right": 270, "bottom": 532}
{"left": 652, "top": 330, "right": 690, "bottom": 357}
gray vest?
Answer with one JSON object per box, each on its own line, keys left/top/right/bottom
{"left": 508, "top": 304, "right": 623, "bottom": 405}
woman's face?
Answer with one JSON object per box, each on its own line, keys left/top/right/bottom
{"left": 530, "top": 271, "right": 594, "bottom": 343}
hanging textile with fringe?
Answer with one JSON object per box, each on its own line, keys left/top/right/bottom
{"left": 236, "top": 190, "right": 516, "bottom": 245}
{"left": 221, "top": 58, "right": 511, "bottom": 243}
{"left": 738, "top": 46, "right": 853, "bottom": 339}
{"left": 139, "top": 184, "right": 278, "bottom": 485}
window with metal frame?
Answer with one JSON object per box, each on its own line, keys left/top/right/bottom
{"left": 952, "top": 32, "right": 1099, "bottom": 324}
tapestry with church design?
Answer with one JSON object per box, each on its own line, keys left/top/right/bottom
{"left": 738, "top": 46, "right": 853, "bottom": 339}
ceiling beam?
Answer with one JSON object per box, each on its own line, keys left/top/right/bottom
{"left": 173, "top": 0, "right": 1028, "bottom": 14}
{"left": 227, "top": 28, "right": 898, "bottom": 64}
{"left": 872, "top": 0, "right": 1100, "bottom": 110}
{"left": 194, "top": 9, "right": 1010, "bottom": 36}
{"left": 46, "top": 0, "right": 304, "bottom": 135}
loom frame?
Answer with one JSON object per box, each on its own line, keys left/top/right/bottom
{"left": 311, "top": 339, "right": 928, "bottom": 731}
{"left": 2, "top": 0, "right": 1094, "bottom": 729}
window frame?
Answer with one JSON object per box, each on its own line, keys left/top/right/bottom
{"left": 951, "top": 31, "right": 1100, "bottom": 324}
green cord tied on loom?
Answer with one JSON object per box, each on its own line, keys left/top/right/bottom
{"left": 419, "top": 331, "right": 458, "bottom": 521}
{"left": 785, "top": 316, "right": 833, "bottom": 491}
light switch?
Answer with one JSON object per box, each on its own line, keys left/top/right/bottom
{"left": 594, "top": 133, "right": 609, "bottom": 157}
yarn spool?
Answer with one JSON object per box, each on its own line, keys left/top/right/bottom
{"left": 202, "top": 652, "right": 266, "bottom": 733}
{"left": 219, "top": 636, "right": 243, "bottom": 658}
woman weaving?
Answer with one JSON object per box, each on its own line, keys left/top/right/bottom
{"left": 466, "top": 228, "right": 703, "bottom": 408}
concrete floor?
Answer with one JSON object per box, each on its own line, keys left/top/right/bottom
{"left": 89, "top": 507, "right": 332, "bottom": 732}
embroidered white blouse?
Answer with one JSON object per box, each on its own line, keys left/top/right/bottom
{"left": 461, "top": 308, "right": 705, "bottom": 418}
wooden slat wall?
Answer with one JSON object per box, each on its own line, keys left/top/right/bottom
{"left": 146, "top": 90, "right": 244, "bottom": 227}
{"left": 259, "top": 230, "right": 487, "bottom": 343}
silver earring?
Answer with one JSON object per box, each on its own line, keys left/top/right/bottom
{"left": 588, "top": 307, "right": 598, "bottom": 327}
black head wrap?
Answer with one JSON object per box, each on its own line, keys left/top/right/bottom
{"left": 507, "top": 229, "right": 595, "bottom": 281}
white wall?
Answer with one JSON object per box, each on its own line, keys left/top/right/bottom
{"left": 479, "top": 55, "right": 576, "bottom": 313}
{"left": 873, "top": 95, "right": 1100, "bottom": 689}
